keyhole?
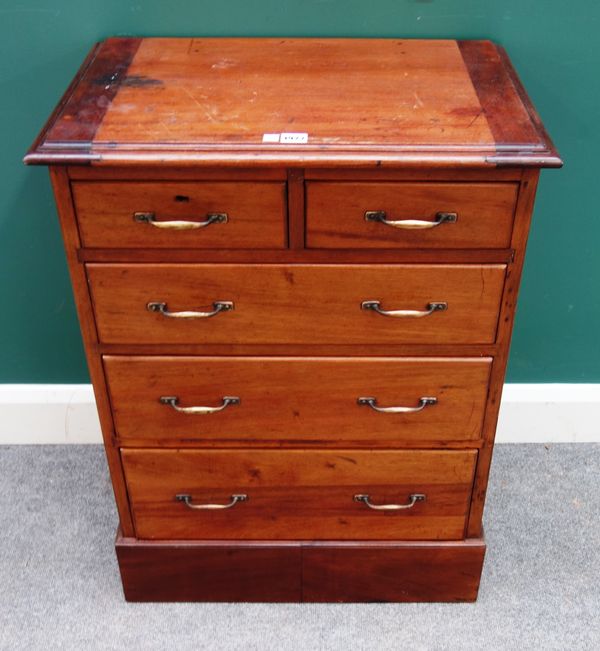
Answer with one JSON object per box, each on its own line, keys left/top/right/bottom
{"left": 174, "top": 195, "right": 190, "bottom": 202}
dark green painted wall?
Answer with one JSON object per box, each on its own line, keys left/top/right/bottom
{"left": 1, "top": 1, "right": 597, "bottom": 383}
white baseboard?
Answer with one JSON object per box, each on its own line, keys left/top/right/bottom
{"left": 0, "top": 383, "right": 599, "bottom": 445}
{"left": 495, "top": 384, "right": 600, "bottom": 443}
{"left": 0, "top": 385, "right": 102, "bottom": 444}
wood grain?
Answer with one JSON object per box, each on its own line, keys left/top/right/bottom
{"left": 25, "top": 38, "right": 561, "bottom": 167}
{"left": 68, "top": 166, "right": 287, "bottom": 181}
{"left": 467, "top": 168, "right": 541, "bottom": 537}
{"left": 98, "top": 342, "right": 501, "bottom": 357}
{"left": 104, "top": 356, "right": 491, "bottom": 444}
{"left": 66, "top": 165, "right": 521, "bottom": 182}
{"left": 87, "top": 263, "right": 506, "bottom": 345}
{"left": 458, "top": 41, "right": 541, "bottom": 155}
{"left": 78, "top": 248, "right": 513, "bottom": 265}
{"left": 116, "top": 533, "right": 302, "bottom": 602}
{"left": 306, "top": 182, "right": 518, "bottom": 249}
{"left": 121, "top": 448, "right": 477, "bottom": 541}
{"left": 94, "top": 39, "right": 493, "bottom": 154}
{"left": 287, "top": 168, "right": 305, "bottom": 249}
{"left": 26, "top": 43, "right": 103, "bottom": 165}
{"left": 304, "top": 168, "right": 523, "bottom": 182}
{"left": 25, "top": 39, "right": 140, "bottom": 165}
{"left": 115, "top": 437, "right": 484, "bottom": 451}
{"left": 116, "top": 533, "right": 485, "bottom": 602}
{"left": 48, "top": 168, "right": 134, "bottom": 536}
{"left": 42, "top": 39, "right": 141, "bottom": 146}
{"left": 72, "top": 180, "right": 287, "bottom": 249}
{"left": 302, "top": 538, "right": 486, "bottom": 602}
{"left": 458, "top": 41, "right": 560, "bottom": 167}
{"left": 27, "top": 37, "right": 561, "bottom": 603}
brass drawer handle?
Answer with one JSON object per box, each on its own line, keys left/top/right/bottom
{"left": 176, "top": 493, "right": 248, "bottom": 510}
{"left": 354, "top": 493, "right": 426, "bottom": 511}
{"left": 361, "top": 300, "right": 447, "bottom": 318}
{"left": 357, "top": 396, "right": 437, "bottom": 413}
{"left": 134, "top": 211, "right": 228, "bottom": 230}
{"left": 364, "top": 210, "right": 457, "bottom": 229}
{"left": 147, "top": 301, "right": 234, "bottom": 319}
{"left": 160, "top": 395, "right": 240, "bottom": 414}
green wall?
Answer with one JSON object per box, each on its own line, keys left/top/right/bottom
{"left": 1, "top": 1, "right": 597, "bottom": 383}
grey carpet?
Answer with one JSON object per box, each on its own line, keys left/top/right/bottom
{"left": 0, "top": 444, "right": 598, "bottom": 651}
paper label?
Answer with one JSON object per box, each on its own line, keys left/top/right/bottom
{"left": 262, "top": 133, "right": 281, "bottom": 143}
{"left": 280, "top": 132, "right": 308, "bottom": 144}
{"left": 262, "top": 132, "right": 309, "bottom": 144}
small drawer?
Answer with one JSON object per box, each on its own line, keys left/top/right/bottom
{"left": 71, "top": 181, "right": 287, "bottom": 249}
{"left": 306, "top": 182, "right": 518, "bottom": 249}
{"left": 105, "top": 356, "right": 492, "bottom": 444}
{"left": 87, "top": 263, "right": 506, "bottom": 345}
{"left": 121, "top": 449, "right": 477, "bottom": 540}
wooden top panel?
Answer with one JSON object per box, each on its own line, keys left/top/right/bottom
{"left": 25, "top": 37, "right": 561, "bottom": 168}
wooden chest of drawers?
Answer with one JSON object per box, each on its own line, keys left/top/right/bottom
{"left": 25, "top": 37, "right": 561, "bottom": 602}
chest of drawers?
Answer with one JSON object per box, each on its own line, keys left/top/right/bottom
{"left": 25, "top": 37, "right": 561, "bottom": 602}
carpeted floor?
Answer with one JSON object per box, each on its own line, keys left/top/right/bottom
{"left": 0, "top": 444, "right": 598, "bottom": 650}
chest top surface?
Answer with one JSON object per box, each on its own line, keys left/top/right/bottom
{"left": 25, "top": 37, "right": 560, "bottom": 168}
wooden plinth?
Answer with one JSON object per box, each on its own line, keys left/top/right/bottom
{"left": 116, "top": 530, "right": 486, "bottom": 602}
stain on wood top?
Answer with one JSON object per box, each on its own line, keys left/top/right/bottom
{"left": 24, "top": 37, "right": 561, "bottom": 167}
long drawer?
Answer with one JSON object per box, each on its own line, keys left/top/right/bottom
{"left": 105, "top": 356, "right": 492, "bottom": 444}
{"left": 88, "top": 264, "right": 506, "bottom": 345}
{"left": 121, "top": 449, "right": 477, "bottom": 540}
{"left": 306, "top": 182, "right": 518, "bottom": 249}
{"left": 72, "top": 181, "right": 287, "bottom": 249}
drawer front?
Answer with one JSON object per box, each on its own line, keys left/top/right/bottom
{"left": 105, "top": 356, "right": 492, "bottom": 444}
{"left": 72, "top": 181, "right": 287, "bottom": 249}
{"left": 88, "top": 263, "right": 506, "bottom": 345}
{"left": 121, "top": 449, "right": 477, "bottom": 540}
{"left": 306, "top": 182, "right": 518, "bottom": 249}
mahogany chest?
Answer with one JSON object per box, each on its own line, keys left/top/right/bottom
{"left": 25, "top": 37, "right": 561, "bottom": 602}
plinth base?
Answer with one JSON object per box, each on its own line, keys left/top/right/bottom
{"left": 116, "top": 530, "right": 486, "bottom": 602}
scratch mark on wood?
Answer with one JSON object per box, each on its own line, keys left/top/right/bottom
{"left": 122, "top": 75, "right": 163, "bottom": 88}
{"left": 467, "top": 110, "right": 484, "bottom": 128}
{"left": 211, "top": 59, "right": 237, "bottom": 70}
